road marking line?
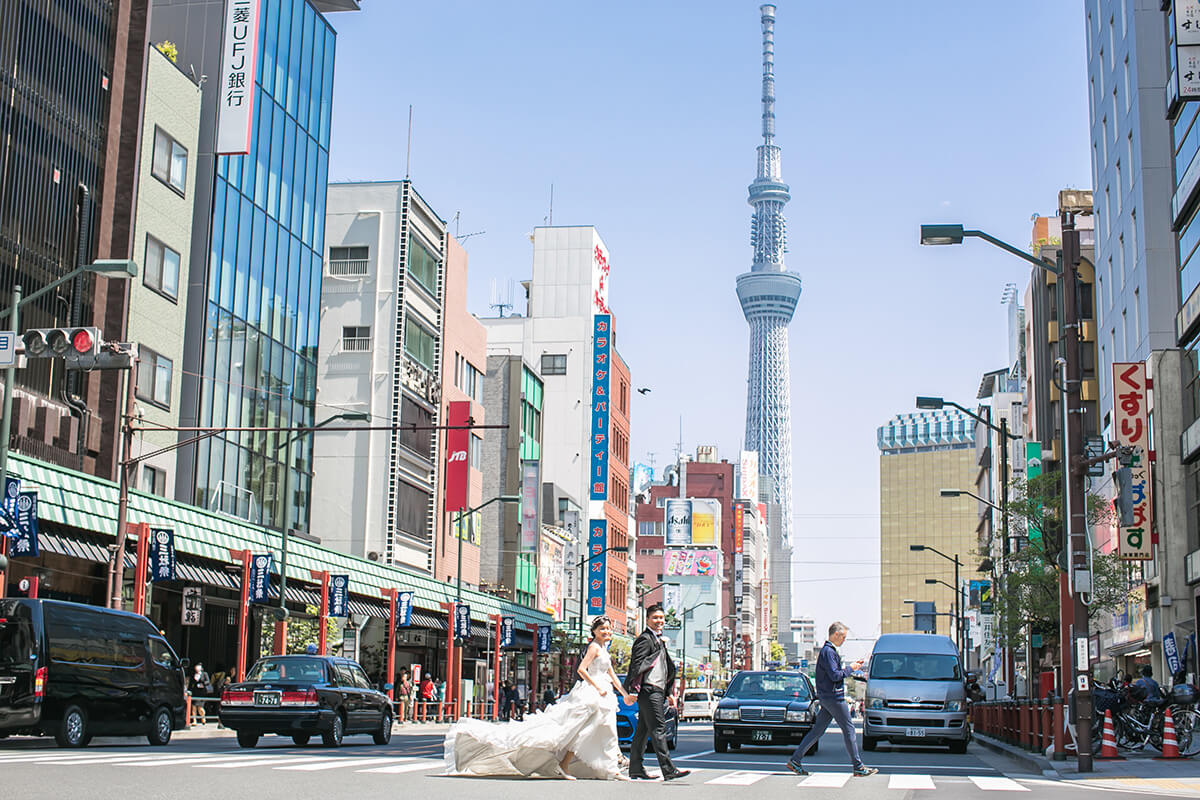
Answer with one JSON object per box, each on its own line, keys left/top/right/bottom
{"left": 680, "top": 757, "right": 995, "bottom": 772}
{"left": 358, "top": 760, "right": 442, "bottom": 774}
{"left": 275, "top": 757, "right": 406, "bottom": 771}
{"left": 0, "top": 753, "right": 107, "bottom": 763}
{"left": 706, "top": 771, "right": 769, "bottom": 785}
{"left": 21, "top": 753, "right": 215, "bottom": 766}
{"left": 889, "top": 774, "right": 935, "bottom": 790}
{"left": 799, "top": 773, "right": 852, "bottom": 788}
{"left": 675, "top": 749, "right": 715, "bottom": 760}
{"left": 127, "top": 754, "right": 263, "bottom": 767}
{"left": 969, "top": 776, "right": 1030, "bottom": 792}
{"left": 196, "top": 756, "right": 331, "bottom": 769}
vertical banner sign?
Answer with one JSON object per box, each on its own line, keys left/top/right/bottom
{"left": 248, "top": 553, "right": 272, "bottom": 603}
{"left": 500, "top": 616, "right": 515, "bottom": 648}
{"left": 520, "top": 460, "right": 540, "bottom": 551}
{"left": 215, "top": 0, "right": 262, "bottom": 155}
{"left": 1113, "top": 363, "right": 1153, "bottom": 560}
{"left": 1025, "top": 442, "right": 1043, "bottom": 549}
{"left": 586, "top": 519, "right": 607, "bottom": 614}
{"left": 445, "top": 400, "right": 471, "bottom": 514}
{"left": 739, "top": 451, "right": 759, "bottom": 501}
{"left": 664, "top": 499, "right": 693, "bottom": 547}
{"left": 11, "top": 492, "right": 38, "bottom": 558}
{"left": 454, "top": 603, "right": 471, "bottom": 642}
{"left": 396, "top": 591, "right": 414, "bottom": 628}
{"left": 1176, "top": 1, "right": 1200, "bottom": 99}
{"left": 733, "top": 502, "right": 744, "bottom": 553}
{"left": 149, "top": 528, "right": 175, "bottom": 582}
{"left": 589, "top": 314, "right": 612, "bottom": 500}
{"left": 1164, "top": 631, "right": 1182, "bottom": 677}
{"left": 328, "top": 575, "right": 349, "bottom": 617}
{"left": 662, "top": 584, "right": 683, "bottom": 630}
{"left": 2, "top": 476, "right": 18, "bottom": 534}
{"left": 181, "top": 586, "right": 203, "bottom": 626}
{"left": 537, "top": 624, "right": 552, "bottom": 653}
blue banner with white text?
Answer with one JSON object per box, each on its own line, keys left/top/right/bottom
{"left": 149, "top": 528, "right": 175, "bottom": 582}
{"left": 589, "top": 314, "right": 611, "bottom": 501}
{"left": 248, "top": 554, "right": 273, "bottom": 603}
{"left": 537, "top": 624, "right": 552, "bottom": 653}
{"left": 455, "top": 604, "right": 471, "bottom": 642}
{"left": 396, "top": 591, "right": 414, "bottom": 627}
{"left": 10, "top": 491, "right": 37, "bottom": 558}
{"left": 329, "top": 575, "right": 349, "bottom": 617}
{"left": 500, "top": 616, "right": 515, "bottom": 648}
{"left": 587, "top": 519, "right": 607, "bottom": 615}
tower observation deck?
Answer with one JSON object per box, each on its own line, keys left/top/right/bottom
{"left": 737, "top": 4, "right": 801, "bottom": 549}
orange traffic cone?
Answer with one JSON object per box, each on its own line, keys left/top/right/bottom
{"left": 1156, "top": 707, "right": 1182, "bottom": 759}
{"left": 1097, "top": 708, "right": 1124, "bottom": 760}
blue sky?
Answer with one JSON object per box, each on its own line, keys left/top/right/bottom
{"left": 325, "top": 1, "right": 1092, "bottom": 659}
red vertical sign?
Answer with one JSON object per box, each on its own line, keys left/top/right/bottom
{"left": 445, "top": 401, "right": 471, "bottom": 514}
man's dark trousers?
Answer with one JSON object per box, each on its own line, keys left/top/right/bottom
{"left": 790, "top": 697, "right": 862, "bottom": 769}
{"left": 629, "top": 687, "right": 677, "bottom": 776}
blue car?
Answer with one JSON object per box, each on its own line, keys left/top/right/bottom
{"left": 615, "top": 675, "right": 678, "bottom": 750}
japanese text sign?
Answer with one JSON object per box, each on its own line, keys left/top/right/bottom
{"left": 396, "top": 591, "right": 414, "bottom": 628}
{"left": 589, "top": 314, "right": 611, "bottom": 501}
{"left": 181, "top": 586, "right": 203, "bottom": 626}
{"left": 10, "top": 491, "right": 38, "bottom": 558}
{"left": 500, "top": 616, "right": 515, "bottom": 648}
{"left": 1113, "top": 362, "right": 1153, "bottom": 560}
{"left": 454, "top": 603, "right": 471, "bottom": 642}
{"left": 248, "top": 553, "right": 272, "bottom": 603}
{"left": 149, "top": 528, "right": 175, "bottom": 582}
{"left": 537, "top": 624, "right": 552, "bottom": 653}
{"left": 733, "top": 502, "right": 744, "bottom": 554}
{"left": 328, "top": 574, "right": 349, "bottom": 617}
{"left": 216, "top": 0, "right": 261, "bottom": 154}
{"left": 586, "top": 519, "right": 607, "bottom": 613}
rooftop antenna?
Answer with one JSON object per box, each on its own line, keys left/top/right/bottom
{"left": 674, "top": 416, "right": 683, "bottom": 463}
{"left": 405, "top": 105, "right": 413, "bottom": 179}
{"left": 549, "top": 183, "right": 554, "bottom": 226}
{"left": 489, "top": 279, "right": 514, "bottom": 317}
{"left": 452, "top": 211, "right": 485, "bottom": 245}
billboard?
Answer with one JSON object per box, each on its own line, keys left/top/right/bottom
{"left": 586, "top": 519, "right": 607, "bottom": 614}
{"left": 215, "top": 0, "right": 262, "bottom": 155}
{"left": 444, "top": 400, "right": 472, "bottom": 514}
{"left": 589, "top": 315, "right": 611, "bottom": 500}
{"left": 662, "top": 583, "right": 682, "bottom": 630}
{"left": 521, "top": 460, "right": 541, "bottom": 551}
{"left": 690, "top": 498, "right": 720, "bottom": 546}
{"left": 733, "top": 502, "right": 744, "bottom": 553}
{"left": 664, "top": 499, "right": 692, "bottom": 546}
{"left": 538, "top": 533, "right": 565, "bottom": 619}
{"left": 592, "top": 243, "right": 611, "bottom": 314}
{"left": 740, "top": 451, "right": 759, "bottom": 502}
{"left": 631, "top": 463, "right": 654, "bottom": 497}
{"left": 1113, "top": 362, "right": 1153, "bottom": 560}
{"left": 663, "top": 549, "right": 719, "bottom": 577}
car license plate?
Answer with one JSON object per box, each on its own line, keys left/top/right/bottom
{"left": 254, "top": 691, "right": 281, "bottom": 706}
{"left": 905, "top": 727, "right": 926, "bottom": 738}
{"left": 752, "top": 730, "right": 772, "bottom": 742}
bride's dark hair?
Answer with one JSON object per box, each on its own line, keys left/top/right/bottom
{"left": 580, "top": 616, "right": 610, "bottom": 661}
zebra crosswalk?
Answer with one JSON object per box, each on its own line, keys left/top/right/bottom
{"left": 701, "top": 770, "right": 1033, "bottom": 791}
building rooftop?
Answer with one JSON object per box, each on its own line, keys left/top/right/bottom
{"left": 877, "top": 409, "right": 976, "bottom": 453}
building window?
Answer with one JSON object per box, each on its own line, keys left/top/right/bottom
{"left": 541, "top": 354, "right": 567, "bottom": 375}
{"left": 455, "top": 353, "right": 483, "bottom": 401}
{"left": 469, "top": 433, "right": 482, "bottom": 471}
{"left": 342, "top": 326, "right": 370, "bottom": 352}
{"left": 136, "top": 346, "right": 173, "bottom": 409}
{"left": 144, "top": 235, "right": 180, "bottom": 300}
{"left": 143, "top": 465, "right": 167, "bottom": 497}
{"left": 403, "top": 316, "right": 435, "bottom": 369}
{"left": 407, "top": 234, "right": 439, "bottom": 295}
{"left": 329, "top": 245, "right": 369, "bottom": 276}
{"left": 399, "top": 395, "right": 433, "bottom": 457}
{"left": 395, "top": 479, "right": 431, "bottom": 541}
{"left": 151, "top": 126, "right": 187, "bottom": 194}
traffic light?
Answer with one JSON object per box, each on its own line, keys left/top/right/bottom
{"left": 23, "top": 327, "right": 101, "bottom": 368}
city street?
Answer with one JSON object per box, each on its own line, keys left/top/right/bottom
{"left": 0, "top": 721, "right": 1181, "bottom": 800}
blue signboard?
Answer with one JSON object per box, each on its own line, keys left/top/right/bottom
{"left": 587, "top": 519, "right": 607, "bottom": 614}
{"left": 537, "top": 624, "right": 552, "bottom": 653}
{"left": 149, "top": 528, "right": 175, "bottom": 582}
{"left": 1, "top": 476, "right": 18, "bottom": 533}
{"left": 1164, "top": 631, "right": 1182, "bottom": 677}
{"left": 396, "top": 591, "right": 414, "bottom": 627}
{"left": 589, "top": 314, "right": 611, "bottom": 501}
{"left": 454, "top": 603, "right": 471, "bottom": 642}
{"left": 500, "top": 616, "right": 516, "bottom": 648}
{"left": 248, "top": 554, "right": 273, "bottom": 603}
{"left": 10, "top": 491, "right": 37, "bottom": 558}
{"left": 329, "top": 575, "right": 349, "bottom": 617}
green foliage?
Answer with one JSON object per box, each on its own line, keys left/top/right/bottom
{"left": 258, "top": 605, "right": 339, "bottom": 659}
{"left": 156, "top": 41, "right": 178, "bottom": 63}
{"left": 768, "top": 640, "right": 786, "bottom": 663}
{"left": 609, "top": 638, "right": 631, "bottom": 674}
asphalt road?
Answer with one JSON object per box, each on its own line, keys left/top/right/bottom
{"left": 0, "top": 720, "right": 1174, "bottom": 799}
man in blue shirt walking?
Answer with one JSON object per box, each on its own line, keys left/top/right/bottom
{"left": 787, "top": 622, "right": 877, "bottom": 777}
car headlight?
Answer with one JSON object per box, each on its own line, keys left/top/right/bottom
{"left": 867, "top": 698, "right": 884, "bottom": 710}
{"left": 715, "top": 708, "right": 740, "bottom": 721}
{"left": 945, "top": 700, "right": 963, "bottom": 712}
{"left": 785, "top": 710, "right": 810, "bottom": 722}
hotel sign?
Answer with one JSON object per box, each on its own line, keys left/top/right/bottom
{"left": 216, "top": 0, "right": 262, "bottom": 155}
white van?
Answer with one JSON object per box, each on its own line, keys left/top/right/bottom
{"left": 681, "top": 688, "right": 717, "bottom": 721}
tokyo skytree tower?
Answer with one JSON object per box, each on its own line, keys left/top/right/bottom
{"left": 737, "top": 4, "right": 801, "bottom": 548}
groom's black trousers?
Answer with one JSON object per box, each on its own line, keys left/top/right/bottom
{"left": 629, "top": 687, "right": 677, "bottom": 775}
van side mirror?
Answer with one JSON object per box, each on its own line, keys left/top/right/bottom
{"left": 714, "top": 690, "right": 723, "bottom": 697}
{"left": 180, "top": 658, "right": 190, "bottom": 669}
{"left": 965, "top": 671, "right": 978, "bottom": 683}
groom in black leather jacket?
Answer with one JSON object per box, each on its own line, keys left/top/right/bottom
{"left": 622, "top": 604, "right": 689, "bottom": 781}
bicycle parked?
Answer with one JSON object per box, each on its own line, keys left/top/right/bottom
{"left": 1091, "top": 676, "right": 1200, "bottom": 756}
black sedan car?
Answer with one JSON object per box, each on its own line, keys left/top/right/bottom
{"left": 219, "top": 655, "right": 392, "bottom": 748}
{"left": 712, "top": 670, "right": 818, "bottom": 753}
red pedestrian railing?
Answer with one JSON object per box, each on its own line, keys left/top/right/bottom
{"left": 972, "top": 700, "right": 1066, "bottom": 758}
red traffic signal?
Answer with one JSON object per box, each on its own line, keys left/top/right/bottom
{"left": 22, "top": 327, "right": 102, "bottom": 365}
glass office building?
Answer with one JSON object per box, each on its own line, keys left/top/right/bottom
{"left": 154, "top": 0, "right": 338, "bottom": 532}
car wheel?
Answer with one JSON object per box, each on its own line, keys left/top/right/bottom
{"left": 237, "top": 730, "right": 260, "bottom": 748}
{"left": 714, "top": 736, "right": 728, "bottom": 753}
{"left": 949, "top": 738, "right": 968, "bottom": 754}
{"left": 322, "top": 712, "right": 345, "bottom": 747}
{"left": 55, "top": 704, "right": 89, "bottom": 748}
{"left": 373, "top": 712, "right": 393, "bottom": 745}
{"left": 147, "top": 706, "right": 173, "bottom": 746}
{"left": 863, "top": 736, "right": 878, "bottom": 752}
{"left": 292, "top": 734, "right": 311, "bottom": 746}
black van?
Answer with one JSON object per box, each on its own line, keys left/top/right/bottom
{"left": 0, "top": 598, "right": 187, "bottom": 747}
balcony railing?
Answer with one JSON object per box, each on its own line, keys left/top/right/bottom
{"left": 342, "top": 337, "right": 371, "bottom": 353}
{"left": 328, "top": 258, "right": 369, "bottom": 277}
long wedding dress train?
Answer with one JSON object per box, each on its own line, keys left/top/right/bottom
{"left": 443, "top": 646, "right": 621, "bottom": 779}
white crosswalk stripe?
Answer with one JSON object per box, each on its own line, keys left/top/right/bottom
{"left": 275, "top": 756, "right": 410, "bottom": 771}
{"left": 889, "top": 774, "right": 936, "bottom": 790}
{"left": 196, "top": 756, "right": 332, "bottom": 769}
{"left": 358, "top": 760, "right": 442, "bottom": 774}
{"left": 798, "top": 772, "right": 852, "bottom": 788}
{"left": 968, "top": 776, "right": 1030, "bottom": 792}
{"left": 705, "top": 770, "right": 770, "bottom": 785}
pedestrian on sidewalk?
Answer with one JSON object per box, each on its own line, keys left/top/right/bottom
{"left": 1132, "top": 664, "right": 1164, "bottom": 702}
{"left": 189, "top": 663, "right": 211, "bottom": 726}
{"left": 785, "top": 622, "right": 876, "bottom": 778}
{"left": 397, "top": 669, "right": 413, "bottom": 724}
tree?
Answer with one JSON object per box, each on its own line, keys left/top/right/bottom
{"left": 155, "top": 41, "right": 178, "bottom": 63}
{"left": 768, "top": 640, "right": 786, "bottom": 663}
{"left": 609, "top": 637, "right": 631, "bottom": 674}
{"left": 258, "top": 605, "right": 339, "bottom": 659}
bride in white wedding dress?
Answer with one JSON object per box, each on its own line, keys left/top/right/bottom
{"left": 443, "top": 616, "right": 635, "bottom": 779}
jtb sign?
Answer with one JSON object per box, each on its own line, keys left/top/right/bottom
{"left": 589, "top": 315, "right": 611, "bottom": 500}
{"left": 1113, "top": 363, "right": 1153, "bottom": 560}
{"left": 587, "top": 519, "right": 607, "bottom": 613}
{"left": 445, "top": 400, "right": 471, "bottom": 514}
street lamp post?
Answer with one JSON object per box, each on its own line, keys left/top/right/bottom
{"left": 576, "top": 545, "right": 629, "bottom": 643}
{"left": 708, "top": 613, "right": 737, "bottom": 678}
{"left": 680, "top": 601, "right": 714, "bottom": 688}
{"left": 922, "top": 213, "right": 1094, "bottom": 770}
{"left": 909, "top": 545, "right": 961, "bottom": 650}
{"left": 924, "top": 578, "right": 964, "bottom": 652}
